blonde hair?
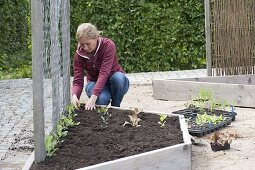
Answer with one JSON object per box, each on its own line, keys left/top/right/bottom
{"left": 76, "top": 23, "right": 100, "bottom": 40}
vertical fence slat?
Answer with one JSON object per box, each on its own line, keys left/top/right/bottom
{"left": 205, "top": 0, "right": 212, "bottom": 76}
{"left": 62, "top": 0, "right": 71, "bottom": 111}
{"left": 50, "top": 0, "right": 61, "bottom": 131}
{"left": 31, "top": 0, "right": 46, "bottom": 163}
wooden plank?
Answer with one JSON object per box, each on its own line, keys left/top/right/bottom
{"left": 172, "top": 74, "right": 255, "bottom": 85}
{"left": 77, "top": 143, "right": 191, "bottom": 170}
{"left": 31, "top": 0, "right": 46, "bottom": 162}
{"left": 22, "top": 152, "right": 34, "bottom": 170}
{"left": 153, "top": 79, "right": 255, "bottom": 108}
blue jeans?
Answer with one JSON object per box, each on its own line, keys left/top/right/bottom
{"left": 85, "top": 72, "right": 129, "bottom": 107}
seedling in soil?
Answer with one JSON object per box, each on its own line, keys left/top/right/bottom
{"left": 208, "top": 131, "right": 237, "bottom": 151}
{"left": 123, "top": 108, "right": 142, "bottom": 127}
{"left": 45, "top": 133, "right": 58, "bottom": 157}
{"left": 56, "top": 121, "right": 68, "bottom": 138}
{"left": 195, "top": 112, "right": 224, "bottom": 126}
{"left": 97, "top": 107, "right": 109, "bottom": 114}
{"left": 187, "top": 88, "right": 214, "bottom": 111}
{"left": 45, "top": 104, "right": 80, "bottom": 157}
{"left": 97, "top": 104, "right": 112, "bottom": 125}
{"left": 186, "top": 88, "right": 235, "bottom": 120}
{"left": 158, "top": 114, "right": 168, "bottom": 127}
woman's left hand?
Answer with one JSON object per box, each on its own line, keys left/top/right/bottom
{"left": 85, "top": 95, "right": 98, "bottom": 110}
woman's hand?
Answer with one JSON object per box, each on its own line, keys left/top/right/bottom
{"left": 85, "top": 95, "right": 98, "bottom": 110}
{"left": 72, "top": 94, "right": 80, "bottom": 109}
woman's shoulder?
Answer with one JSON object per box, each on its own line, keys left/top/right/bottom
{"left": 101, "top": 37, "right": 115, "bottom": 47}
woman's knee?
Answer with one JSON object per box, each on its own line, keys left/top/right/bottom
{"left": 85, "top": 82, "right": 96, "bottom": 97}
{"left": 96, "top": 93, "right": 111, "bottom": 105}
{"left": 110, "top": 72, "right": 127, "bottom": 85}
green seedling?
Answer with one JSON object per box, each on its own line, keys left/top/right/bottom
{"left": 123, "top": 108, "right": 141, "bottom": 127}
{"left": 197, "top": 88, "right": 213, "bottom": 102}
{"left": 158, "top": 114, "right": 168, "bottom": 127}
{"left": 45, "top": 133, "right": 58, "bottom": 157}
{"left": 97, "top": 105, "right": 112, "bottom": 124}
{"left": 186, "top": 88, "right": 233, "bottom": 115}
{"left": 45, "top": 104, "right": 80, "bottom": 157}
{"left": 97, "top": 106, "right": 109, "bottom": 114}
{"left": 57, "top": 122, "right": 68, "bottom": 138}
{"left": 195, "top": 112, "right": 224, "bottom": 126}
{"left": 61, "top": 114, "right": 80, "bottom": 127}
{"left": 67, "top": 104, "right": 75, "bottom": 115}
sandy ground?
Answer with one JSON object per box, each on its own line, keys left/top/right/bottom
{"left": 108, "top": 84, "right": 255, "bottom": 170}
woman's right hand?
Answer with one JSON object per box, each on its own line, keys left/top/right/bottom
{"left": 72, "top": 94, "right": 80, "bottom": 109}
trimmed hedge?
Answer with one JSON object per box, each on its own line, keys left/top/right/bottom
{"left": 0, "top": 0, "right": 30, "bottom": 73}
{"left": 0, "top": 0, "right": 206, "bottom": 79}
{"left": 71, "top": 0, "right": 206, "bottom": 73}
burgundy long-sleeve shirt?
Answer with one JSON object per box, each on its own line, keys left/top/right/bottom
{"left": 72, "top": 37, "right": 124, "bottom": 99}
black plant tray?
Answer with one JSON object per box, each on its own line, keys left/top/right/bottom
{"left": 172, "top": 108, "right": 237, "bottom": 121}
{"left": 185, "top": 116, "right": 232, "bottom": 137}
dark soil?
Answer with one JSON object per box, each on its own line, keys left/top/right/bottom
{"left": 31, "top": 108, "right": 183, "bottom": 170}
{"left": 210, "top": 142, "right": 230, "bottom": 152}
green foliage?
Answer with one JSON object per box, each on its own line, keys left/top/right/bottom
{"left": 195, "top": 113, "right": 224, "bottom": 126}
{"left": 45, "top": 104, "right": 80, "bottom": 157}
{"left": 0, "top": 64, "right": 32, "bottom": 80}
{"left": 1, "top": 1, "right": 206, "bottom": 79}
{"left": 158, "top": 114, "right": 168, "bottom": 127}
{"left": 197, "top": 88, "right": 214, "bottom": 102}
{"left": 97, "top": 106, "right": 109, "bottom": 114}
{"left": 97, "top": 105, "right": 112, "bottom": 125}
{"left": 189, "top": 88, "right": 214, "bottom": 110}
{"left": 0, "top": 0, "right": 31, "bottom": 79}
{"left": 45, "top": 134, "right": 58, "bottom": 157}
{"left": 70, "top": 0, "right": 206, "bottom": 73}
{"left": 187, "top": 88, "right": 233, "bottom": 112}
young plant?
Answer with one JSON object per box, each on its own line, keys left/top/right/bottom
{"left": 158, "top": 114, "right": 168, "bottom": 127}
{"left": 197, "top": 88, "right": 214, "bottom": 102}
{"left": 187, "top": 88, "right": 234, "bottom": 115}
{"left": 45, "top": 133, "right": 58, "bottom": 157}
{"left": 45, "top": 104, "right": 80, "bottom": 157}
{"left": 123, "top": 108, "right": 142, "bottom": 127}
{"left": 97, "top": 106, "right": 109, "bottom": 114}
{"left": 195, "top": 112, "right": 224, "bottom": 126}
{"left": 208, "top": 131, "right": 237, "bottom": 146}
{"left": 97, "top": 104, "right": 111, "bottom": 124}
{"left": 56, "top": 120, "right": 68, "bottom": 138}
{"left": 62, "top": 105, "right": 80, "bottom": 127}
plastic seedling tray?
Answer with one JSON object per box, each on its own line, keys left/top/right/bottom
{"left": 172, "top": 108, "right": 237, "bottom": 121}
{"left": 185, "top": 116, "right": 232, "bottom": 137}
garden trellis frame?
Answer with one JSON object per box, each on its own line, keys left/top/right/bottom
{"left": 31, "top": 0, "right": 70, "bottom": 163}
{"left": 205, "top": 0, "right": 255, "bottom": 76}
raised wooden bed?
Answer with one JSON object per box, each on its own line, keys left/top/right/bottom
{"left": 23, "top": 108, "right": 192, "bottom": 170}
{"left": 153, "top": 74, "right": 255, "bottom": 108}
